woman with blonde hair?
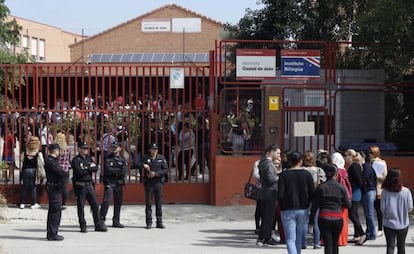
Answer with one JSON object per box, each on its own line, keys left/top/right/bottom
{"left": 54, "top": 132, "right": 71, "bottom": 208}
{"left": 19, "top": 136, "right": 45, "bottom": 209}
{"left": 344, "top": 149, "right": 366, "bottom": 244}
{"left": 369, "top": 145, "right": 387, "bottom": 237}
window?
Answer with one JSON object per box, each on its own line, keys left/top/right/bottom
{"left": 22, "top": 35, "right": 29, "bottom": 48}
{"left": 31, "top": 37, "right": 37, "bottom": 59}
{"left": 39, "top": 39, "right": 45, "bottom": 62}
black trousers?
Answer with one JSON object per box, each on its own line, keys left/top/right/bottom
{"left": 46, "top": 186, "right": 62, "bottom": 238}
{"left": 100, "top": 184, "right": 123, "bottom": 223}
{"left": 144, "top": 181, "right": 163, "bottom": 225}
{"left": 349, "top": 201, "right": 364, "bottom": 237}
{"left": 374, "top": 198, "right": 383, "bottom": 230}
{"left": 75, "top": 184, "right": 101, "bottom": 228}
{"left": 318, "top": 217, "right": 343, "bottom": 254}
{"left": 258, "top": 197, "right": 277, "bottom": 241}
{"left": 255, "top": 198, "right": 263, "bottom": 230}
{"left": 384, "top": 226, "right": 408, "bottom": 254}
{"left": 177, "top": 149, "right": 194, "bottom": 179}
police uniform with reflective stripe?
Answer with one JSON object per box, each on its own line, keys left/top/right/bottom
{"left": 45, "top": 155, "right": 67, "bottom": 239}
{"left": 71, "top": 154, "right": 106, "bottom": 231}
{"left": 142, "top": 153, "right": 168, "bottom": 227}
{"left": 99, "top": 153, "right": 127, "bottom": 225}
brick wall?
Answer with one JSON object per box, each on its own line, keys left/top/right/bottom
{"left": 71, "top": 5, "right": 223, "bottom": 62}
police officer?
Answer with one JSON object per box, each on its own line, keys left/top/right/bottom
{"left": 71, "top": 141, "right": 107, "bottom": 233}
{"left": 142, "top": 143, "right": 168, "bottom": 229}
{"left": 45, "top": 143, "right": 67, "bottom": 241}
{"left": 99, "top": 141, "right": 127, "bottom": 228}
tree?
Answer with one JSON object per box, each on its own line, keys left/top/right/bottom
{"left": 0, "top": 0, "right": 33, "bottom": 108}
{"left": 0, "top": 0, "right": 21, "bottom": 49}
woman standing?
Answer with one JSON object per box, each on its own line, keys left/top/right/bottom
{"left": 278, "top": 151, "right": 315, "bottom": 254}
{"left": 54, "top": 132, "right": 71, "bottom": 208}
{"left": 19, "top": 136, "right": 45, "bottom": 209}
{"left": 369, "top": 145, "right": 387, "bottom": 237}
{"left": 331, "top": 152, "right": 352, "bottom": 246}
{"left": 344, "top": 149, "right": 365, "bottom": 244}
{"left": 381, "top": 168, "right": 413, "bottom": 254}
{"left": 303, "top": 150, "right": 326, "bottom": 249}
{"left": 177, "top": 122, "right": 195, "bottom": 180}
{"left": 310, "top": 164, "right": 351, "bottom": 254}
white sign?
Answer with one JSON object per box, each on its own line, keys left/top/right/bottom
{"left": 172, "top": 18, "right": 201, "bottom": 33}
{"left": 294, "top": 122, "right": 315, "bottom": 137}
{"left": 170, "top": 68, "right": 184, "bottom": 89}
{"left": 236, "top": 49, "right": 276, "bottom": 80}
{"left": 142, "top": 19, "right": 171, "bottom": 32}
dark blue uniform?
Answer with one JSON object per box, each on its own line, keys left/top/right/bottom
{"left": 71, "top": 154, "right": 106, "bottom": 232}
{"left": 45, "top": 154, "right": 68, "bottom": 240}
{"left": 99, "top": 153, "right": 127, "bottom": 227}
{"left": 142, "top": 153, "right": 168, "bottom": 228}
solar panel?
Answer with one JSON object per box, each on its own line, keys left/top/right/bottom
{"left": 195, "top": 53, "right": 207, "bottom": 62}
{"left": 101, "top": 54, "right": 112, "bottom": 62}
{"left": 111, "top": 54, "right": 122, "bottom": 62}
{"left": 88, "top": 53, "right": 210, "bottom": 63}
{"left": 142, "top": 53, "right": 153, "bottom": 62}
{"left": 131, "top": 53, "right": 143, "bottom": 62}
{"left": 173, "top": 54, "right": 185, "bottom": 62}
{"left": 89, "top": 54, "right": 102, "bottom": 63}
{"left": 152, "top": 53, "right": 164, "bottom": 62}
{"left": 163, "top": 53, "right": 174, "bottom": 62}
{"left": 121, "top": 54, "right": 133, "bottom": 62}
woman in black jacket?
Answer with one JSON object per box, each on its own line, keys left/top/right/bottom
{"left": 310, "top": 164, "right": 351, "bottom": 254}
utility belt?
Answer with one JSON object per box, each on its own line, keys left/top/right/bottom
{"left": 75, "top": 181, "right": 93, "bottom": 187}
{"left": 47, "top": 182, "right": 62, "bottom": 189}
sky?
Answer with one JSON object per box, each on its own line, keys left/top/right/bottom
{"left": 6, "top": 0, "right": 262, "bottom": 36}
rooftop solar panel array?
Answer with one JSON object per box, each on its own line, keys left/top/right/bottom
{"left": 88, "top": 53, "right": 210, "bottom": 63}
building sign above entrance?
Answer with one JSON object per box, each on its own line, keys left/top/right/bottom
{"left": 281, "top": 49, "right": 320, "bottom": 79}
{"left": 142, "top": 19, "right": 171, "bottom": 32}
{"left": 236, "top": 49, "right": 276, "bottom": 80}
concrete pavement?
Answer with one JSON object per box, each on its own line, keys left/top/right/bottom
{"left": 1, "top": 204, "right": 414, "bottom": 254}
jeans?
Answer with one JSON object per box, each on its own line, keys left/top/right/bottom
{"left": 362, "top": 190, "right": 376, "bottom": 240}
{"left": 20, "top": 168, "right": 37, "bottom": 205}
{"left": 313, "top": 209, "right": 321, "bottom": 247}
{"left": 281, "top": 209, "right": 309, "bottom": 254}
{"left": 384, "top": 226, "right": 408, "bottom": 254}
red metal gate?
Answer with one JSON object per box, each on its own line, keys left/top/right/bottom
{"left": 0, "top": 59, "right": 217, "bottom": 204}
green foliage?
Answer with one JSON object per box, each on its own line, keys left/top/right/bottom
{"left": 0, "top": 0, "right": 21, "bottom": 46}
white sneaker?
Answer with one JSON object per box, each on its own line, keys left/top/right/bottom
{"left": 19, "top": 204, "right": 24, "bottom": 209}
{"left": 271, "top": 233, "right": 280, "bottom": 242}
{"left": 377, "top": 230, "right": 383, "bottom": 237}
{"left": 31, "top": 203, "right": 40, "bottom": 209}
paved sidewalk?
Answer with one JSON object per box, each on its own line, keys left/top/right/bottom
{"left": 1, "top": 204, "right": 414, "bottom": 254}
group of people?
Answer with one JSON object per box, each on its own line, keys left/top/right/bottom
{"left": 253, "top": 144, "right": 413, "bottom": 254}
{"left": 19, "top": 134, "right": 168, "bottom": 241}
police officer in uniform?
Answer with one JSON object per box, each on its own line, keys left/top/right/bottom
{"left": 71, "top": 141, "right": 107, "bottom": 233}
{"left": 142, "top": 143, "right": 168, "bottom": 229}
{"left": 99, "top": 141, "right": 127, "bottom": 228}
{"left": 45, "top": 143, "right": 67, "bottom": 241}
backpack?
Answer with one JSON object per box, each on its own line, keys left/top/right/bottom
{"left": 337, "top": 168, "right": 352, "bottom": 200}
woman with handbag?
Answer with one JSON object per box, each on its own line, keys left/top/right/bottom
{"left": 19, "top": 136, "right": 45, "bottom": 209}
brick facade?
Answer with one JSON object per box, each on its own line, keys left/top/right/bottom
{"left": 6, "top": 15, "right": 84, "bottom": 62}
{"left": 70, "top": 4, "right": 224, "bottom": 63}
